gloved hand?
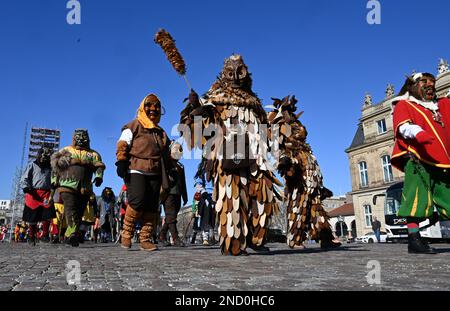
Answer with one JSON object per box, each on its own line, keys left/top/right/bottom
{"left": 181, "top": 89, "right": 201, "bottom": 122}
{"left": 168, "top": 167, "right": 179, "bottom": 182}
{"left": 23, "top": 187, "right": 30, "bottom": 194}
{"left": 94, "top": 178, "right": 103, "bottom": 187}
{"left": 415, "top": 131, "right": 435, "bottom": 144}
{"left": 188, "top": 89, "right": 200, "bottom": 107}
{"left": 115, "top": 161, "right": 129, "bottom": 179}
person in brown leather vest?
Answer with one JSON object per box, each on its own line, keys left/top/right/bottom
{"left": 115, "top": 93, "right": 171, "bottom": 251}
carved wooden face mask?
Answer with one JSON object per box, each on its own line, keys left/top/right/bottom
{"left": 170, "top": 142, "right": 183, "bottom": 160}
{"left": 409, "top": 73, "right": 436, "bottom": 102}
{"left": 36, "top": 147, "right": 52, "bottom": 167}
{"left": 73, "top": 129, "right": 90, "bottom": 149}
{"left": 220, "top": 54, "right": 252, "bottom": 90}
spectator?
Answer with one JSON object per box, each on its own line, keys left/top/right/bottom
{"left": 159, "top": 141, "right": 188, "bottom": 247}
{"left": 372, "top": 216, "right": 382, "bottom": 242}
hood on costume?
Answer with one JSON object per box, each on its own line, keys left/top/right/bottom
{"left": 136, "top": 93, "right": 164, "bottom": 129}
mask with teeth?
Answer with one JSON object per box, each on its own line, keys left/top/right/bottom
{"left": 170, "top": 141, "right": 183, "bottom": 160}
{"left": 72, "top": 129, "right": 90, "bottom": 149}
{"left": 403, "top": 73, "right": 437, "bottom": 102}
{"left": 36, "top": 147, "right": 52, "bottom": 168}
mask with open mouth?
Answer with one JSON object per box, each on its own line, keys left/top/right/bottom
{"left": 410, "top": 73, "right": 436, "bottom": 102}
{"left": 170, "top": 141, "right": 183, "bottom": 160}
{"left": 72, "top": 129, "right": 90, "bottom": 149}
{"left": 36, "top": 147, "right": 52, "bottom": 168}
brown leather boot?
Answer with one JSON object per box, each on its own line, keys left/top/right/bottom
{"left": 139, "top": 212, "right": 158, "bottom": 252}
{"left": 121, "top": 207, "right": 142, "bottom": 249}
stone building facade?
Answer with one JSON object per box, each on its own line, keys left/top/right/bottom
{"left": 346, "top": 59, "right": 450, "bottom": 237}
{"left": 0, "top": 200, "right": 11, "bottom": 225}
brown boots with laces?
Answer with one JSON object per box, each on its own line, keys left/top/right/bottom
{"left": 121, "top": 207, "right": 158, "bottom": 251}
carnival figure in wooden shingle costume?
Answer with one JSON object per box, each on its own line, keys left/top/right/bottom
{"left": 268, "top": 96, "right": 340, "bottom": 249}
{"left": 180, "top": 55, "right": 340, "bottom": 255}
{"left": 391, "top": 72, "right": 450, "bottom": 254}
{"left": 51, "top": 129, "right": 105, "bottom": 247}
{"left": 115, "top": 94, "right": 172, "bottom": 251}
{"left": 154, "top": 30, "right": 340, "bottom": 255}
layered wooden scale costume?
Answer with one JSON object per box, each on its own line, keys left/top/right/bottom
{"left": 179, "top": 55, "right": 340, "bottom": 255}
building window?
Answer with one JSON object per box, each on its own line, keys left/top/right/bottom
{"left": 364, "top": 204, "right": 372, "bottom": 227}
{"left": 381, "top": 155, "right": 394, "bottom": 182}
{"left": 359, "top": 161, "right": 369, "bottom": 187}
{"left": 377, "top": 119, "right": 387, "bottom": 134}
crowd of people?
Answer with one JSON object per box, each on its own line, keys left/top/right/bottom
{"left": 10, "top": 52, "right": 447, "bottom": 256}
{"left": 9, "top": 54, "right": 346, "bottom": 255}
{"left": 14, "top": 129, "right": 216, "bottom": 248}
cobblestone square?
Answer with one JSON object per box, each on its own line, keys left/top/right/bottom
{"left": 1, "top": 241, "right": 449, "bottom": 291}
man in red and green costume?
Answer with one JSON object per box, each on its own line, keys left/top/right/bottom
{"left": 392, "top": 72, "right": 450, "bottom": 254}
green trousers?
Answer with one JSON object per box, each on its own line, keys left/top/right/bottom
{"left": 399, "top": 159, "right": 450, "bottom": 219}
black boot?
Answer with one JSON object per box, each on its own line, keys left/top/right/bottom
{"left": 28, "top": 236, "right": 36, "bottom": 246}
{"left": 65, "top": 233, "right": 79, "bottom": 247}
{"left": 172, "top": 237, "right": 186, "bottom": 247}
{"left": 190, "top": 232, "right": 197, "bottom": 244}
{"left": 408, "top": 232, "right": 437, "bottom": 254}
{"left": 79, "top": 231, "right": 85, "bottom": 244}
{"left": 319, "top": 228, "right": 341, "bottom": 250}
{"left": 158, "top": 229, "right": 172, "bottom": 247}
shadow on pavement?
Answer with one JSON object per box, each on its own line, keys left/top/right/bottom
{"left": 435, "top": 247, "right": 450, "bottom": 254}
{"left": 248, "top": 245, "right": 370, "bottom": 256}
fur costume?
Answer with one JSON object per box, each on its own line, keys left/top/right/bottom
{"left": 51, "top": 129, "right": 105, "bottom": 246}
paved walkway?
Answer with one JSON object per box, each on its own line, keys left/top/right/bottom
{"left": 0, "top": 241, "right": 449, "bottom": 291}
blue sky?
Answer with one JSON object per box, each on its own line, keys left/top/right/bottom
{"left": 1, "top": 0, "right": 449, "bottom": 201}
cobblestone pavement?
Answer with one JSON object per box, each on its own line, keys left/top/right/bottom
{"left": 0, "top": 241, "right": 449, "bottom": 291}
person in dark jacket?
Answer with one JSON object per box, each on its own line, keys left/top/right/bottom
{"left": 21, "top": 147, "right": 55, "bottom": 245}
{"left": 197, "top": 186, "right": 216, "bottom": 246}
{"left": 371, "top": 216, "right": 382, "bottom": 243}
{"left": 159, "top": 141, "right": 188, "bottom": 247}
{"left": 98, "top": 187, "right": 118, "bottom": 243}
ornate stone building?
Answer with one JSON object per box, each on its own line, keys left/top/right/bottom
{"left": 346, "top": 59, "right": 450, "bottom": 237}
{"left": 0, "top": 200, "right": 11, "bottom": 225}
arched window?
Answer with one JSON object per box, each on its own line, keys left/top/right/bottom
{"left": 359, "top": 161, "right": 369, "bottom": 187}
{"left": 335, "top": 221, "right": 348, "bottom": 237}
{"left": 381, "top": 155, "right": 394, "bottom": 182}
{"left": 364, "top": 204, "right": 372, "bottom": 227}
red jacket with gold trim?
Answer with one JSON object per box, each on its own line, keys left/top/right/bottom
{"left": 392, "top": 97, "right": 450, "bottom": 171}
